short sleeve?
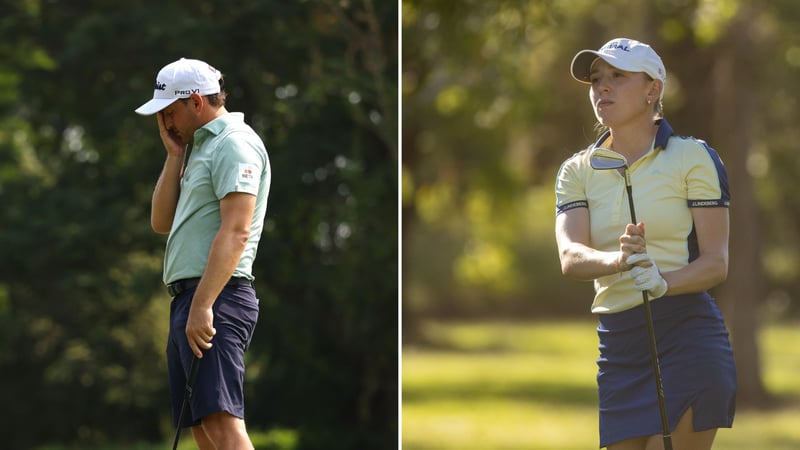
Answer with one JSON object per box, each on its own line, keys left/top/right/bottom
{"left": 685, "top": 142, "right": 730, "bottom": 208}
{"left": 212, "top": 132, "right": 265, "bottom": 199}
{"left": 555, "top": 153, "right": 588, "bottom": 215}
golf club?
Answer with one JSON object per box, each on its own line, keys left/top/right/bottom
{"left": 589, "top": 147, "right": 673, "bottom": 450}
{"left": 172, "top": 356, "right": 200, "bottom": 450}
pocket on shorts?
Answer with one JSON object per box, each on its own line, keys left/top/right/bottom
{"left": 215, "top": 286, "right": 260, "bottom": 349}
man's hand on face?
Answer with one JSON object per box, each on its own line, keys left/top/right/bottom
{"left": 157, "top": 110, "right": 186, "bottom": 158}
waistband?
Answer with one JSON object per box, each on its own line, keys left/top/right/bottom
{"left": 598, "top": 292, "right": 716, "bottom": 331}
{"left": 167, "top": 277, "right": 253, "bottom": 298}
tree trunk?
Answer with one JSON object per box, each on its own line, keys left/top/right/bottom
{"left": 712, "top": 4, "right": 771, "bottom": 406}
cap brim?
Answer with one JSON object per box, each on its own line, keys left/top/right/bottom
{"left": 135, "top": 98, "right": 179, "bottom": 115}
{"left": 570, "top": 50, "right": 601, "bottom": 83}
{"left": 570, "top": 50, "right": 644, "bottom": 84}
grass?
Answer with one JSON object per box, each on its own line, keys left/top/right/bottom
{"left": 402, "top": 319, "right": 800, "bottom": 450}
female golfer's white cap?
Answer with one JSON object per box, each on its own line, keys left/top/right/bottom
{"left": 570, "top": 38, "right": 666, "bottom": 99}
{"left": 135, "top": 58, "right": 222, "bottom": 115}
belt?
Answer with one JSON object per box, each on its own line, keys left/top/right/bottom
{"left": 167, "top": 277, "right": 253, "bottom": 298}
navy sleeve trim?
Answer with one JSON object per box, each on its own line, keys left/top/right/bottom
{"left": 687, "top": 199, "right": 730, "bottom": 208}
{"left": 701, "top": 143, "right": 731, "bottom": 204}
{"left": 556, "top": 200, "right": 588, "bottom": 214}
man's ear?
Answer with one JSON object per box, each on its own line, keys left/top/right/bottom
{"left": 190, "top": 92, "right": 204, "bottom": 112}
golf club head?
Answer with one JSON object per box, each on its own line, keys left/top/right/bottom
{"left": 589, "top": 147, "right": 629, "bottom": 170}
{"left": 589, "top": 146, "right": 636, "bottom": 221}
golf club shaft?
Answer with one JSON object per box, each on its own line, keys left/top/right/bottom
{"left": 172, "top": 356, "right": 200, "bottom": 450}
{"left": 640, "top": 290, "right": 672, "bottom": 449}
{"left": 626, "top": 185, "right": 673, "bottom": 450}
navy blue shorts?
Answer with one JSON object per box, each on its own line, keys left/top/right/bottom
{"left": 597, "top": 292, "right": 736, "bottom": 448}
{"left": 166, "top": 282, "right": 259, "bottom": 428}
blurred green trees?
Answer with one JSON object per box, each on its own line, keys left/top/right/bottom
{"left": 0, "top": 1, "right": 396, "bottom": 448}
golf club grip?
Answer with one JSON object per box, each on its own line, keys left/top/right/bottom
{"left": 186, "top": 356, "right": 200, "bottom": 397}
{"left": 626, "top": 185, "right": 637, "bottom": 224}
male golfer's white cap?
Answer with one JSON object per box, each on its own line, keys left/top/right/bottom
{"left": 570, "top": 38, "right": 666, "bottom": 99}
{"left": 135, "top": 58, "right": 222, "bottom": 115}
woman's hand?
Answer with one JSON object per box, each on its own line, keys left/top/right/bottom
{"left": 627, "top": 253, "right": 669, "bottom": 298}
{"left": 617, "top": 222, "right": 647, "bottom": 272}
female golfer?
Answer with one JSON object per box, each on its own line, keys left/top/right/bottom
{"left": 554, "top": 38, "right": 737, "bottom": 450}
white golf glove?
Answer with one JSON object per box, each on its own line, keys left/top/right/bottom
{"left": 626, "top": 254, "right": 668, "bottom": 299}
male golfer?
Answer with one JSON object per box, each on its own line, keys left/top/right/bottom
{"left": 136, "top": 58, "right": 270, "bottom": 450}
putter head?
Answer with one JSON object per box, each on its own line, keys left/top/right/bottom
{"left": 589, "top": 147, "right": 628, "bottom": 170}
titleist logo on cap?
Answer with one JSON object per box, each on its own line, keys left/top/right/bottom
{"left": 135, "top": 58, "right": 223, "bottom": 116}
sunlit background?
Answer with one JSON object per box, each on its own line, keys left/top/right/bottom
{"left": 402, "top": 0, "right": 800, "bottom": 448}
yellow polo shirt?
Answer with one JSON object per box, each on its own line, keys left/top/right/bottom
{"left": 555, "top": 120, "right": 730, "bottom": 314}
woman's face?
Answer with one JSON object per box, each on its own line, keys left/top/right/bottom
{"left": 589, "top": 59, "right": 656, "bottom": 128}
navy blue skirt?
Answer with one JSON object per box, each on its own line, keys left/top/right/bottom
{"left": 597, "top": 292, "right": 736, "bottom": 448}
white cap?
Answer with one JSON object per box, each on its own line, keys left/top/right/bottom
{"left": 570, "top": 38, "right": 666, "bottom": 99}
{"left": 135, "top": 58, "right": 222, "bottom": 115}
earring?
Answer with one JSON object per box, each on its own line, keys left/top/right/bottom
{"left": 647, "top": 98, "right": 652, "bottom": 105}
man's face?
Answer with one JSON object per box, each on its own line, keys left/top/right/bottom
{"left": 161, "top": 98, "right": 200, "bottom": 146}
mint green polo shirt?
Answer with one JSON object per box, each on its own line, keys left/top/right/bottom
{"left": 163, "top": 112, "right": 270, "bottom": 285}
{"left": 555, "top": 120, "right": 730, "bottom": 314}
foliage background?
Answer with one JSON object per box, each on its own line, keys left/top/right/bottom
{"left": 403, "top": 0, "right": 800, "bottom": 409}
{"left": 0, "top": 1, "right": 397, "bottom": 449}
